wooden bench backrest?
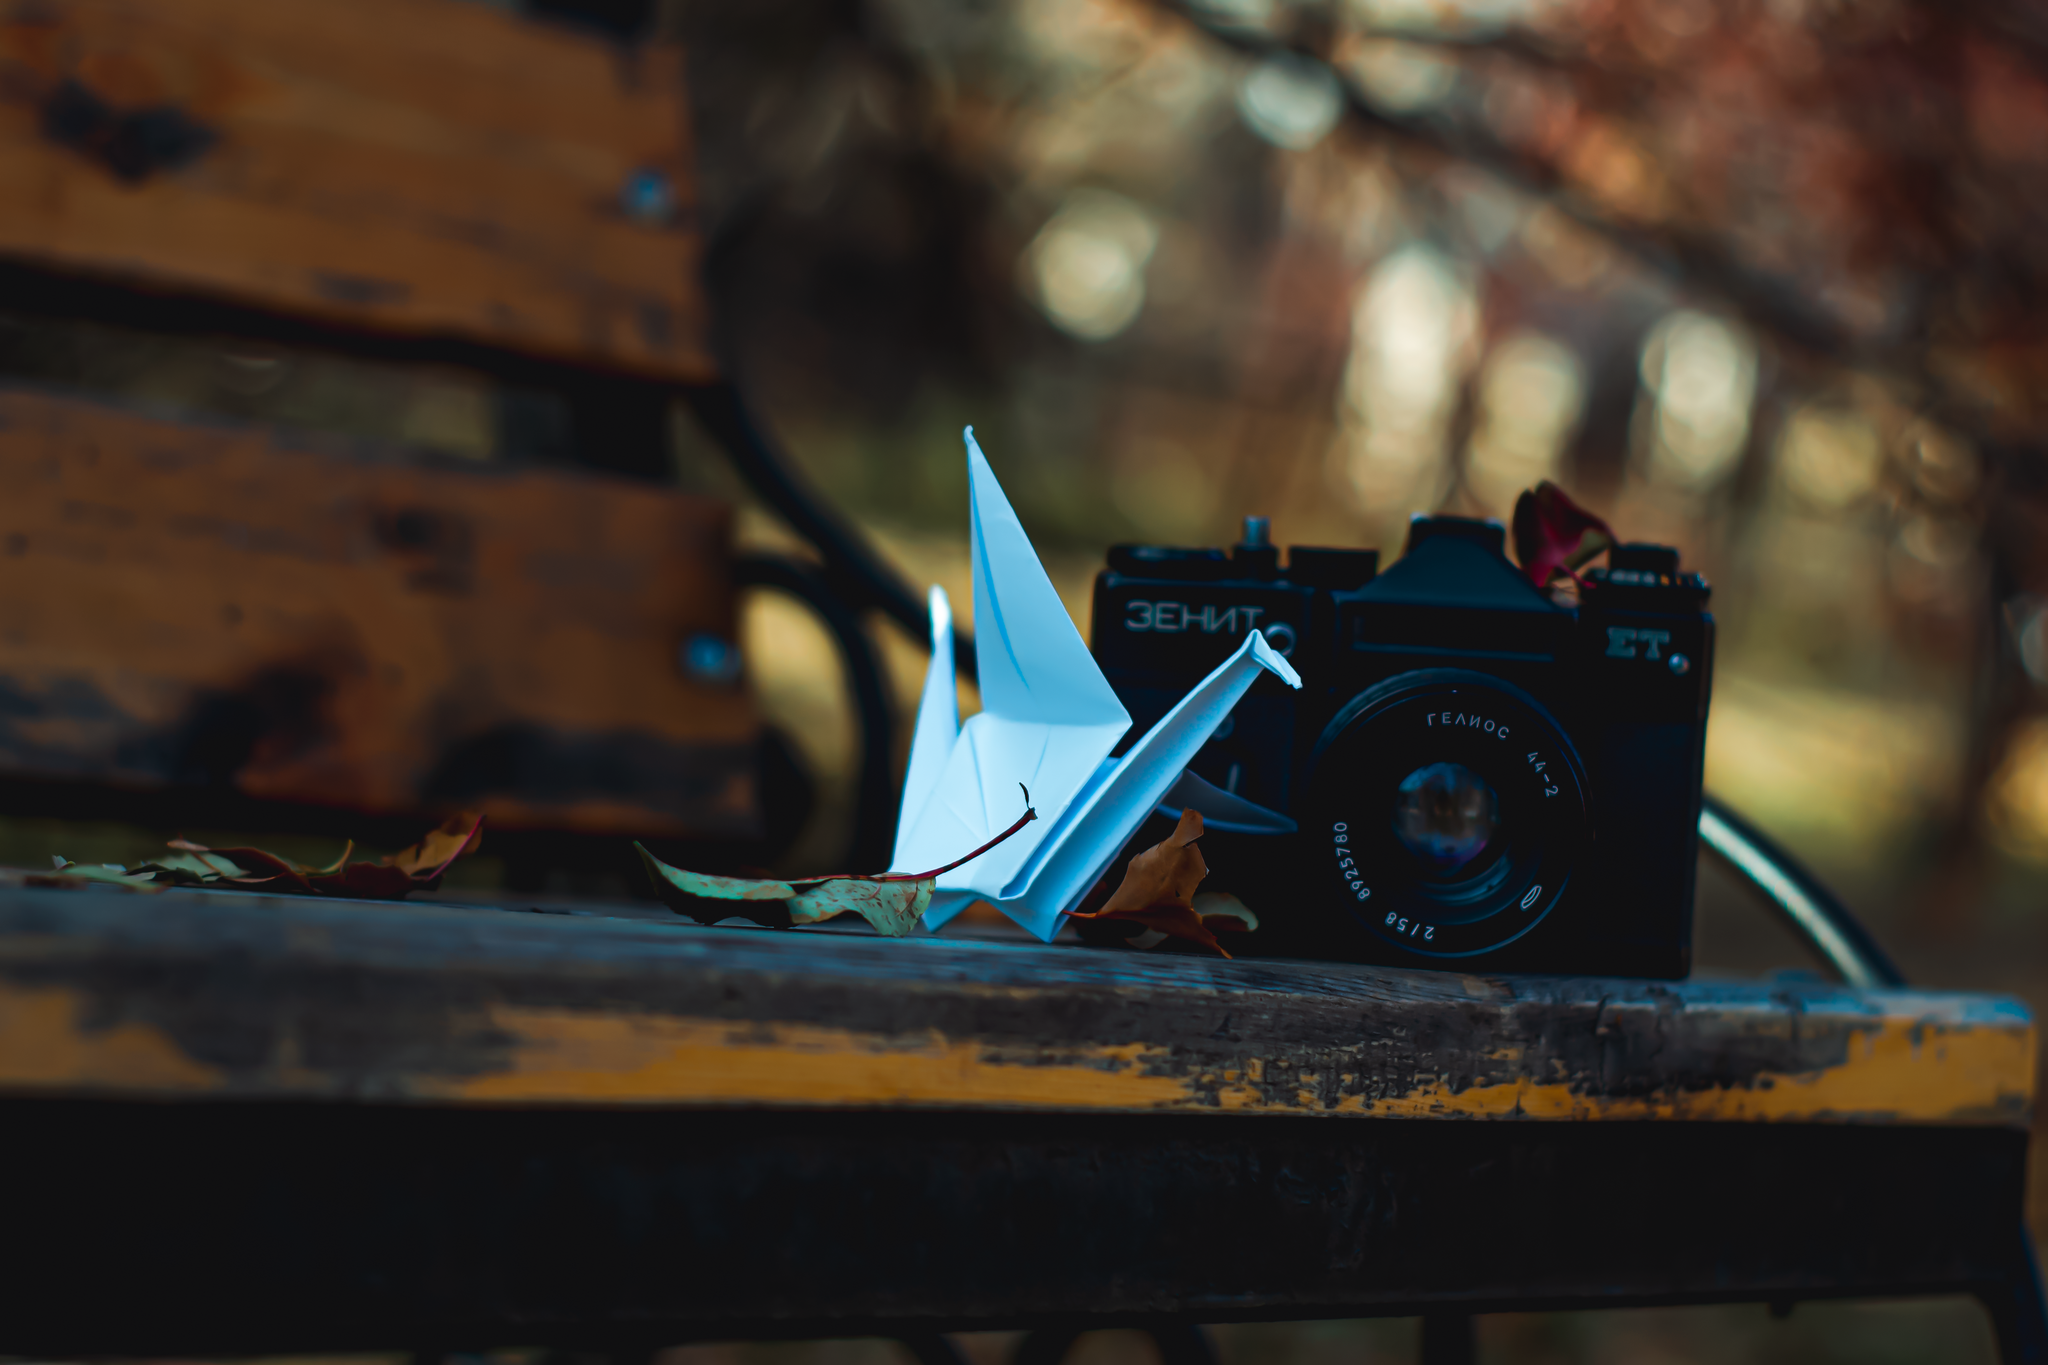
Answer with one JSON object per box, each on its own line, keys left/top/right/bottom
{"left": 0, "top": 0, "right": 715, "bottom": 379}
{"left": 0, "top": 0, "right": 757, "bottom": 844}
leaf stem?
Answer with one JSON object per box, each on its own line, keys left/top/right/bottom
{"left": 879, "top": 801, "right": 1038, "bottom": 881}
{"left": 802, "top": 787, "right": 1038, "bottom": 885}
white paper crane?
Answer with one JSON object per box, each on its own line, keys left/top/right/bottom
{"left": 888, "top": 428, "right": 1301, "bottom": 941}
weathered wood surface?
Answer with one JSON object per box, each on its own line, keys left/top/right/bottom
{"left": 0, "top": 1101, "right": 2029, "bottom": 1352}
{"left": 0, "top": 0, "right": 713, "bottom": 379}
{"left": 0, "top": 385, "right": 758, "bottom": 835}
{"left": 0, "top": 879, "right": 2029, "bottom": 1124}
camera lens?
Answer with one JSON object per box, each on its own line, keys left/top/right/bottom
{"left": 1392, "top": 762, "right": 1499, "bottom": 874}
{"left": 1301, "top": 669, "right": 1589, "bottom": 957}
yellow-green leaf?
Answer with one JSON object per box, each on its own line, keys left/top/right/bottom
{"left": 787, "top": 877, "right": 934, "bottom": 936}
{"left": 635, "top": 843, "right": 796, "bottom": 901}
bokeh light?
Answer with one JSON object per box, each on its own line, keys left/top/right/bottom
{"left": 1345, "top": 40, "right": 1457, "bottom": 113}
{"left": 1778, "top": 405, "right": 1883, "bottom": 511}
{"left": 1636, "top": 310, "right": 1757, "bottom": 490}
{"left": 1465, "top": 331, "right": 1586, "bottom": 511}
{"left": 1237, "top": 53, "right": 1342, "bottom": 150}
{"left": 1023, "top": 189, "right": 1160, "bottom": 341}
{"left": 1991, "top": 719, "right": 2048, "bottom": 861}
{"left": 1340, "top": 244, "right": 1478, "bottom": 518}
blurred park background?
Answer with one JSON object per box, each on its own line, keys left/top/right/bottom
{"left": 4, "top": 0, "right": 2048, "bottom": 1358}
{"left": 677, "top": 0, "right": 2048, "bottom": 1085}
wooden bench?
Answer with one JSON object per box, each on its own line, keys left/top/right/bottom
{"left": 0, "top": 0, "right": 712, "bottom": 381}
{"left": 0, "top": 0, "right": 794, "bottom": 858}
{"left": 0, "top": 5, "right": 2039, "bottom": 1363}
{"left": 0, "top": 876, "right": 2037, "bottom": 1361}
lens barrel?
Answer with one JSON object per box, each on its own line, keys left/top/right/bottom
{"left": 1301, "top": 669, "right": 1589, "bottom": 957}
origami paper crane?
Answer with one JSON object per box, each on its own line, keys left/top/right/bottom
{"left": 889, "top": 428, "right": 1301, "bottom": 941}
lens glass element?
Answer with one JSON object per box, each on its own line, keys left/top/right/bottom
{"left": 1391, "top": 762, "right": 1499, "bottom": 874}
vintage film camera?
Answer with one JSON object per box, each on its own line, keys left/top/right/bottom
{"left": 1090, "top": 514, "right": 1713, "bottom": 977}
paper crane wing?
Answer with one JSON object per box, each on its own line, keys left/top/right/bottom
{"left": 1158, "top": 769, "right": 1299, "bottom": 834}
{"left": 967, "top": 629, "right": 1299, "bottom": 939}
{"left": 893, "top": 427, "right": 1301, "bottom": 942}
{"left": 886, "top": 430, "right": 1130, "bottom": 896}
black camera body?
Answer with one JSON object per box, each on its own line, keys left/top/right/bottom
{"left": 1090, "top": 515, "right": 1713, "bottom": 978}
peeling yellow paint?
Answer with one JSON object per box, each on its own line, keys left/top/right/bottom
{"left": 1301, "top": 1015, "right": 2036, "bottom": 1123}
{"left": 0, "top": 984, "right": 2030, "bottom": 1126}
{"left": 455, "top": 1010, "right": 1191, "bottom": 1108}
{"left": 451, "top": 1006, "right": 2033, "bottom": 1124}
{"left": 0, "top": 985, "right": 222, "bottom": 1093}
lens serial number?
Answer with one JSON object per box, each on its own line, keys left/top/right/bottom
{"left": 1329, "top": 821, "right": 1370, "bottom": 902}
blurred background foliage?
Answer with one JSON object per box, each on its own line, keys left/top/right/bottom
{"left": 658, "top": 0, "right": 2048, "bottom": 956}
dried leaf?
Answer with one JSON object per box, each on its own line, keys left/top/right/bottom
{"left": 320, "top": 861, "right": 433, "bottom": 899}
{"left": 635, "top": 843, "right": 935, "bottom": 937}
{"left": 636, "top": 844, "right": 799, "bottom": 927}
{"left": 31, "top": 861, "right": 165, "bottom": 893}
{"left": 138, "top": 851, "right": 239, "bottom": 882}
{"left": 787, "top": 877, "right": 934, "bottom": 936}
{"left": 636, "top": 857, "right": 798, "bottom": 901}
{"left": 1100, "top": 809, "right": 1210, "bottom": 914}
{"left": 1191, "top": 890, "right": 1258, "bottom": 933}
{"left": 1511, "top": 481, "right": 1616, "bottom": 587}
{"left": 634, "top": 789, "right": 1038, "bottom": 939}
{"left": 136, "top": 817, "right": 485, "bottom": 900}
{"left": 163, "top": 840, "right": 314, "bottom": 891}
{"left": 156, "top": 843, "right": 249, "bottom": 881}
{"left": 1066, "top": 810, "right": 1243, "bottom": 957}
{"left": 383, "top": 813, "right": 484, "bottom": 877}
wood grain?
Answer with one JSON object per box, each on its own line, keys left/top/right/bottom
{"left": 0, "top": 881, "right": 2029, "bottom": 1125}
{"left": 0, "top": 0, "right": 714, "bottom": 379}
{"left": 0, "top": 384, "right": 757, "bottom": 835}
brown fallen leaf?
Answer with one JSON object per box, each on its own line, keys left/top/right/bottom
{"left": 1511, "top": 481, "right": 1615, "bottom": 588}
{"left": 384, "top": 812, "right": 486, "bottom": 877}
{"left": 1065, "top": 809, "right": 1254, "bottom": 957}
{"left": 636, "top": 790, "right": 1035, "bottom": 937}
{"left": 140, "top": 812, "right": 486, "bottom": 900}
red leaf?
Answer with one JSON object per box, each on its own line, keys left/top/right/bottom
{"left": 1511, "top": 481, "right": 1616, "bottom": 587}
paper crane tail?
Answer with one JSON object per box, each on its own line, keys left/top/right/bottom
{"left": 892, "top": 585, "right": 959, "bottom": 868}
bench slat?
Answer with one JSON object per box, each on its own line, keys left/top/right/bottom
{"left": 0, "top": 883, "right": 2029, "bottom": 1125}
{"left": 0, "top": 0, "right": 712, "bottom": 378}
{"left": 0, "top": 385, "right": 756, "bottom": 835}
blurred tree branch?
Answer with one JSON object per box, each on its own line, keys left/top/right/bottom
{"left": 1161, "top": 0, "right": 1868, "bottom": 363}
{"left": 1162, "top": 0, "right": 2048, "bottom": 514}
